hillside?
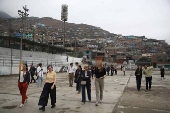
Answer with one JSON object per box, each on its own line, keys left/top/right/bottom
{"left": 0, "top": 11, "right": 11, "bottom": 19}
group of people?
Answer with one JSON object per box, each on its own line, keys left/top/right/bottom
{"left": 135, "top": 65, "right": 165, "bottom": 92}
{"left": 69, "top": 61, "right": 106, "bottom": 106}
{"left": 105, "top": 65, "right": 117, "bottom": 76}
{"left": 29, "top": 63, "right": 44, "bottom": 88}
{"left": 17, "top": 61, "right": 165, "bottom": 111}
{"left": 18, "top": 63, "right": 57, "bottom": 111}
{"left": 17, "top": 61, "right": 107, "bottom": 111}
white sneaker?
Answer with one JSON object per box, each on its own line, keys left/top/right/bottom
{"left": 19, "top": 104, "right": 24, "bottom": 108}
{"left": 25, "top": 99, "right": 27, "bottom": 103}
{"left": 95, "top": 102, "right": 99, "bottom": 106}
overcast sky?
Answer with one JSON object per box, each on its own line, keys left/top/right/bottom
{"left": 0, "top": 0, "right": 170, "bottom": 44}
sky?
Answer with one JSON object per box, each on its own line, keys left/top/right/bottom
{"left": 0, "top": 0, "right": 170, "bottom": 44}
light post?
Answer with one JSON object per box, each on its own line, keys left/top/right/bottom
{"left": 61, "top": 4, "right": 68, "bottom": 48}
{"left": 18, "top": 5, "right": 29, "bottom": 71}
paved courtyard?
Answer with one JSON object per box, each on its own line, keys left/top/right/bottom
{"left": 0, "top": 71, "right": 132, "bottom": 113}
{"left": 0, "top": 70, "right": 169, "bottom": 113}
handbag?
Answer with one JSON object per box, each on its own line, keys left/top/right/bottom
{"left": 74, "top": 78, "right": 78, "bottom": 83}
{"left": 74, "top": 71, "right": 81, "bottom": 83}
{"left": 81, "top": 81, "right": 86, "bottom": 85}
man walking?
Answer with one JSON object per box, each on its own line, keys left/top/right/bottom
{"left": 67, "top": 63, "right": 75, "bottom": 87}
{"left": 29, "top": 64, "right": 36, "bottom": 83}
{"left": 106, "top": 65, "right": 110, "bottom": 76}
{"left": 122, "top": 66, "right": 125, "bottom": 75}
{"left": 143, "top": 65, "right": 153, "bottom": 91}
{"left": 111, "top": 65, "right": 114, "bottom": 76}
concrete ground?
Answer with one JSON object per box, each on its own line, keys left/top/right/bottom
{"left": 0, "top": 71, "right": 169, "bottom": 113}
{"left": 0, "top": 71, "right": 132, "bottom": 113}
{"left": 114, "top": 71, "right": 170, "bottom": 113}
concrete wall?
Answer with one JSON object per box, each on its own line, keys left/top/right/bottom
{"left": 0, "top": 66, "right": 66, "bottom": 75}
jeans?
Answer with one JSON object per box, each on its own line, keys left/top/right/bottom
{"left": 146, "top": 77, "right": 152, "bottom": 90}
{"left": 37, "top": 77, "right": 43, "bottom": 88}
{"left": 136, "top": 76, "right": 141, "bottom": 90}
{"left": 82, "top": 82, "right": 91, "bottom": 103}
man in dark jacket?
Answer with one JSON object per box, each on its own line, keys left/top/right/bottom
{"left": 106, "top": 66, "right": 110, "bottom": 76}
{"left": 29, "top": 64, "right": 36, "bottom": 83}
{"left": 111, "top": 65, "right": 114, "bottom": 76}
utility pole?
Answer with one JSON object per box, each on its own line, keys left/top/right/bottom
{"left": 9, "top": 19, "right": 13, "bottom": 75}
{"left": 18, "top": 5, "right": 29, "bottom": 72}
{"left": 61, "top": 4, "right": 68, "bottom": 48}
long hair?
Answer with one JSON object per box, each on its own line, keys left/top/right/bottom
{"left": 97, "top": 61, "right": 103, "bottom": 72}
{"left": 78, "top": 65, "right": 82, "bottom": 70}
{"left": 23, "top": 64, "right": 28, "bottom": 71}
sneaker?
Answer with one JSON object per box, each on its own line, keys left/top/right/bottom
{"left": 82, "top": 102, "right": 85, "bottom": 105}
{"left": 51, "top": 105, "right": 56, "bottom": 108}
{"left": 39, "top": 106, "right": 45, "bottom": 111}
{"left": 25, "top": 99, "right": 28, "bottom": 103}
{"left": 99, "top": 100, "right": 102, "bottom": 103}
{"left": 19, "top": 104, "right": 24, "bottom": 108}
{"left": 95, "top": 102, "right": 99, "bottom": 106}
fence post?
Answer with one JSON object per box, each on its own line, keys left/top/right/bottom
{"left": 3, "top": 57, "right": 4, "bottom": 66}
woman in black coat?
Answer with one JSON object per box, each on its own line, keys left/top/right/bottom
{"left": 74, "top": 65, "right": 82, "bottom": 94}
{"left": 135, "top": 65, "right": 142, "bottom": 91}
{"left": 160, "top": 66, "right": 165, "bottom": 80}
{"left": 81, "top": 64, "right": 91, "bottom": 104}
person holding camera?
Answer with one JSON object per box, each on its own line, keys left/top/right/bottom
{"left": 37, "top": 63, "right": 43, "bottom": 88}
{"left": 38, "top": 65, "right": 57, "bottom": 111}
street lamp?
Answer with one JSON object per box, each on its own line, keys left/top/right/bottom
{"left": 61, "top": 4, "right": 68, "bottom": 48}
{"left": 18, "top": 5, "right": 29, "bottom": 71}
